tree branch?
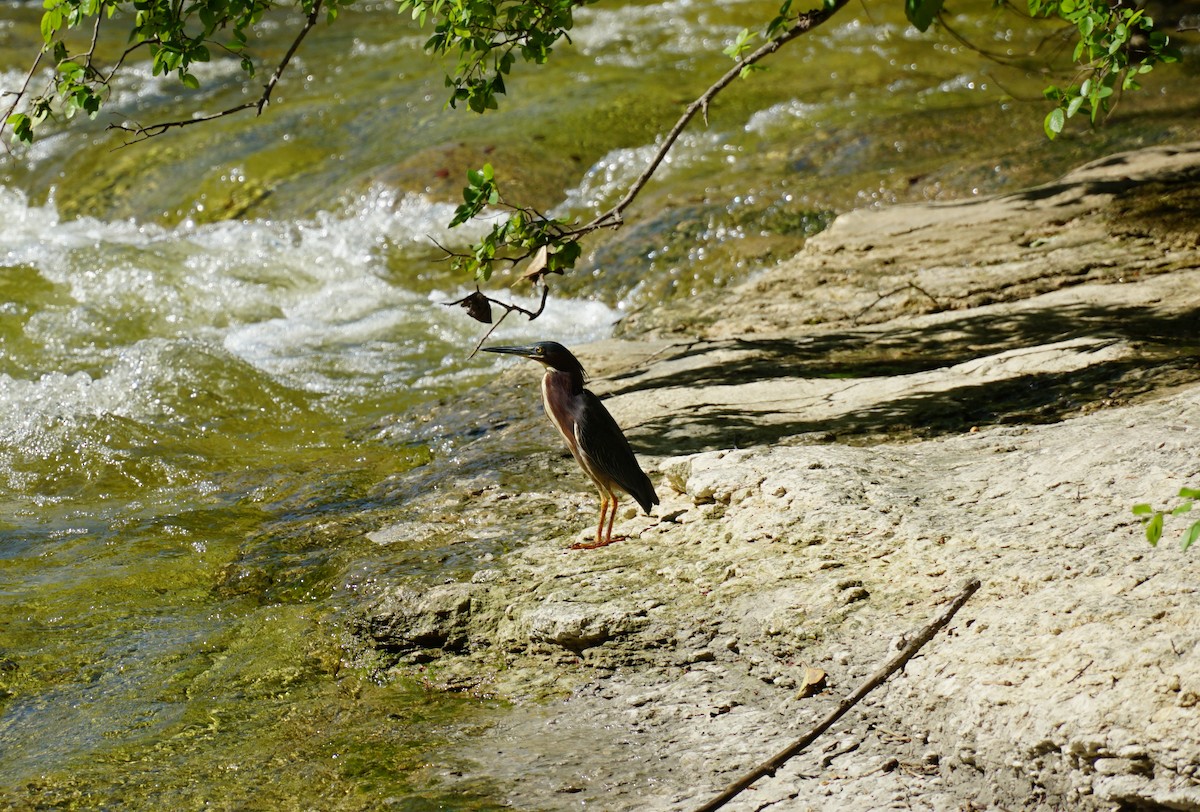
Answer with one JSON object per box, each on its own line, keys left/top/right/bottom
{"left": 0, "top": 50, "right": 45, "bottom": 156}
{"left": 445, "top": 285, "right": 551, "bottom": 357}
{"left": 583, "top": 0, "right": 851, "bottom": 233}
{"left": 692, "top": 577, "right": 982, "bottom": 812}
{"left": 108, "top": 0, "right": 323, "bottom": 144}
{"left": 448, "top": 0, "right": 853, "bottom": 345}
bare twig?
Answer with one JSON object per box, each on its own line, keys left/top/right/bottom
{"left": 445, "top": 284, "right": 551, "bottom": 357}
{"left": 820, "top": 739, "right": 861, "bottom": 768}
{"left": 83, "top": 11, "right": 105, "bottom": 75}
{"left": 935, "top": 10, "right": 1038, "bottom": 69}
{"left": 692, "top": 577, "right": 982, "bottom": 812}
{"left": 851, "top": 282, "right": 940, "bottom": 324}
{"left": 1067, "top": 659, "right": 1093, "bottom": 684}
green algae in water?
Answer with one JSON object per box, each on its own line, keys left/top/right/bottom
{"left": 0, "top": 376, "right": 488, "bottom": 808}
{"left": 1, "top": 607, "right": 508, "bottom": 810}
{"left": 0, "top": 509, "right": 509, "bottom": 810}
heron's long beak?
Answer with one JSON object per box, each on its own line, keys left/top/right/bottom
{"left": 482, "top": 345, "right": 540, "bottom": 359}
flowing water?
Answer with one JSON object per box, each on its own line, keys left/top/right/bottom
{"left": 1, "top": 0, "right": 1197, "bottom": 807}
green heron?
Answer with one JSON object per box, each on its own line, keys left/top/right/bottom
{"left": 484, "top": 341, "right": 659, "bottom": 549}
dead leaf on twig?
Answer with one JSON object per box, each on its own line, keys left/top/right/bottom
{"left": 521, "top": 244, "right": 564, "bottom": 286}
{"left": 446, "top": 290, "right": 493, "bottom": 324}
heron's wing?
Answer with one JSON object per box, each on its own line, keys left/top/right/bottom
{"left": 575, "top": 390, "right": 659, "bottom": 512}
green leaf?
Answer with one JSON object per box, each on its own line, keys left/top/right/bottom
{"left": 1145, "top": 511, "right": 1164, "bottom": 546}
{"left": 905, "top": 0, "right": 944, "bottom": 32}
{"left": 1044, "top": 107, "right": 1065, "bottom": 139}
{"left": 1182, "top": 520, "right": 1200, "bottom": 552}
{"left": 40, "top": 8, "right": 64, "bottom": 40}
{"left": 180, "top": 72, "right": 200, "bottom": 89}
{"left": 548, "top": 239, "right": 581, "bottom": 272}
{"left": 1131, "top": 503, "right": 1154, "bottom": 516}
{"left": 6, "top": 112, "right": 33, "bottom": 143}
{"left": 723, "top": 28, "right": 754, "bottom": 59}
{"left": 57, "top": 60, "right": 82, "bottom": 80}
{"left": 1178, "top": 487, "right": 1200, "bottom": 500}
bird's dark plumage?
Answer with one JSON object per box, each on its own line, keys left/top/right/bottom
{"left": 575, "top": 389, "right": 658, "bottom": 513}
{"left": 484, "top": 341, "right": 659, "bottom": 548}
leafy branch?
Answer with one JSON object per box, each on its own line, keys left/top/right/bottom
{"left": 110, "top": 0, "right": 328, "bottom": 143}
{"left": 1027, "top": 0, "right": 1179, "bottom": 139}
{"left": 900, "top": 1, "right": 1179, "bottom": 140}
{"left": 2, "top": 0, "right": 345, "bottom": 146}
{"left": 444, "top": 285, "right": 550, "bottom": 356}
{"left": 397, "top": 0, "right": 600, "bottom": 114}
{"left": 1133, "top": 487, "right": 1200, "bottom": 552}
{"left": 426, "top": 0, "right": 852, "bottom": 318}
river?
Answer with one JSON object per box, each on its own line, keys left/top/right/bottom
{"left": 1, "top": 1, "right": 1197, "bottom": 807}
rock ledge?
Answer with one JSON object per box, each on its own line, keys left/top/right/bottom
{"left": 355, "top": 143, "right": 1200, "bottom": 811}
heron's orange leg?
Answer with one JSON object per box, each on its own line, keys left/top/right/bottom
{"left": 571, "top": 486, "right": 628, "bottom": 551}
{"left": 596, "top": 493, "right": 610, "bottom": 545}
{"left": 605, "top": 494, "right": 619, "bottom": 543}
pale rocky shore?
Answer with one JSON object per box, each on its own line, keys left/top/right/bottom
{"left": 352, "top": 142, "right": 1200, "bottom": 810}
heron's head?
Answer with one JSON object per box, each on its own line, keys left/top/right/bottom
{"left": 483, "top": 341, "right": 586, "bottom": 376}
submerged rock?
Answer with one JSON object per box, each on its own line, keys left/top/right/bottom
{"left": 354, "top": 583, "right": 478, "bottom": 657}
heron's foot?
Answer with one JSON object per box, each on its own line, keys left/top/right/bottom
{"left": 569, "top": 535, "right": 627, "bottom": 551}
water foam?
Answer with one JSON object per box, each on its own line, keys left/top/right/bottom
{"left": 572, "top": 0, "right": 746, "bottom": 65}
{"left": 1, "top": 184, "right": 617, "bottom": 422}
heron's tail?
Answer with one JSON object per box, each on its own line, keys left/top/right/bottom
{"left": 631, "top": 472, "right": 660, "bottom": 514}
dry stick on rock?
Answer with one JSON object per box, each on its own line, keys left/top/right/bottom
{"left": 693, "top": 577, "right": 982, "bottom": 812}
{"left": 851, "top": 282, "right": 941, "bottom": 324}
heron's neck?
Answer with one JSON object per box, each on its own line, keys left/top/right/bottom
{"left": 543, "top": 367, "right": 584, "bottom": 396}
{"left": 540, "top": 367, "right": 584, "bottom": 450}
